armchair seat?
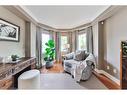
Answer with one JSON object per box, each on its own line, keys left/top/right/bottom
{"left": 64, "top": 59, "right": 82, "bottom": 74}
{"left": 64, "top": 60, "right": 82, "bottom": 68}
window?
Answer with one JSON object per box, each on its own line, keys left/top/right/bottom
{"left": 61, "top": 35, "right": 68, "bottom": 52}
{"left": 78, "top": 33, "right": 87, "bottom": 50}
{"left": 42, "top": 33, "right": 50, "bottom": 53}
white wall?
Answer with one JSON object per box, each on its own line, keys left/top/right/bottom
{"left": 0, "top": 6, "right": 25, "bottom": 57}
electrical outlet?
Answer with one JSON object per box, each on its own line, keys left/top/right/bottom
{"left": 107, "top": 65, "right": 110, "bottom": 70}
{"left": 113, "top": 69, "right": 117, "bottom": 73}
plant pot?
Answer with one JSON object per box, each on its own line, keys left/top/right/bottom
{"left": 45, "top": 61, "right": 54, "bottom": 69}
{"left": 12, "top": 58, "right": 17, "bottom": 61}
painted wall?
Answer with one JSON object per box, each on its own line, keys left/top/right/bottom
{"left": 0, "top": 6, "right": 25, "bottom": 57}
{"left": 93, "top": 7, "right": 127, "bottom": 80}
{"left": 103, "top": 7, "right": 127, "bottom": 79}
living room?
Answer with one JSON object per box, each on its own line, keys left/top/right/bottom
{"left": 0, "top": 5, "right": 127, "bottom": 90}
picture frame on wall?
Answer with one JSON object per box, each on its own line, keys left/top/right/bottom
{"left": 0, "top": 18, "right": 20, "bottom": 42}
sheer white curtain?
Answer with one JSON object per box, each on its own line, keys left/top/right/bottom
{"left": 55, "top": 32, "right": 61, "bottom": 62}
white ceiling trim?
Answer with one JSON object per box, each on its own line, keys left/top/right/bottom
{"left": 4, "top": 5, "right": 123, "bottom": 31}
{"left": 21, "top": 6, "right": 110, "bottom": 29}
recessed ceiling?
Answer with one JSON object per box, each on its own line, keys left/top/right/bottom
{"left": 24, "top": 5, "right": 110, "bottom": 29}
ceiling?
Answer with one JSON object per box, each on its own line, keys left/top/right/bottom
{"left": 24, "top": 5, "right": 110, "bottom": 29}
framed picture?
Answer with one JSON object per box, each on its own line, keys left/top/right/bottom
{"left": 0, "top": 18, "right": 20, "bottom": 42}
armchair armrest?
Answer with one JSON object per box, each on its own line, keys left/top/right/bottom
{"left": 62, "top": 56, "right": 68, "bottom": 60}
{"left": 86, "top": 60, "right": 95, "bottom": 69}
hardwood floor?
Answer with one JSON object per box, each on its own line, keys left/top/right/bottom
{"left": 40, "top": 62, "right": 120, "bottom": 89}
{"left": 41, "top": 62, "right": 64, "bottom": 73}
{"left": 93, "top": 71, "right": 120, "bottom": 89}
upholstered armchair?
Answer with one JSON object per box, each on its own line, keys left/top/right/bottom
{"left": 63, "top": 50, "right": 95, "bottom": 82}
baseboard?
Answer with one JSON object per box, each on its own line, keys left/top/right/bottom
{"left": 95, "top": 69, "right": 120, "bottom": 85}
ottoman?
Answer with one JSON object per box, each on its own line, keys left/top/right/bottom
{"left": 18, "top": 69, "right": 40, "bottom": 89}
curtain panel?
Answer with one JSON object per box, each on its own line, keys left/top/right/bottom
{"left": 71, "top": 30, "right": 79, "bottom": 52}
{"left": 86, "top": 26, "right": 93, "bottom": 53}
{"left": 55, "top": 32, "right": 61, "bottom": 62}
{"left": 68, "top": 32, "right": 73, "bottom": 53}
{"left": 36, "top": 27, "right": 42, "bottom": 68}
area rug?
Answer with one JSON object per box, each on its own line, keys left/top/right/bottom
{"left": 40, "top": 73, "right": 108, "bottom": 89}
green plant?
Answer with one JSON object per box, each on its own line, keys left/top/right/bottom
{"left": 11, "top": 54, "right": 19, "bottom": 61}
{"left": 44, "top": 40, "right": 55, "bottom": 61}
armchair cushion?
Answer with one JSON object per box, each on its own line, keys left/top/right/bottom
{"left": 74, "top": 50, "right": 86, "bottom": 61}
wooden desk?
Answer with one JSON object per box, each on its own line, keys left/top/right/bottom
{"left": 0, "top": 57, "right": 36, "bottom": 89}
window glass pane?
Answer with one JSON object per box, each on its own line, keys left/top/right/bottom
{"left": 78, "top": 33, "right": 87, "bottom": 50}
{"left": 42, "top": 33, "right": 50, "bottom": 53}
{"left": 61, "top": 36, "right": 68, "bottom": 51}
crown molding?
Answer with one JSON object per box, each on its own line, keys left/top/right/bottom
{"left": 38, "top": 22, "right": 92, "bottom": 32}
{"left": 2, "top": 5, "right": 94, "bottom": 31}
{"left": 3, "top": 5, "right": 124, "bottom": 31}
{"left": 3, "top": 5, "right": 38, "bottom": 25}
{"left": 91, "top": 6, "right": 124, "bottom": 25}
{"left": 38, "top": 23, "right": 57, "bottom": 31}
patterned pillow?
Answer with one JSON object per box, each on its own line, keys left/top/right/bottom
{"left": 84, "top": 52, "right": 89, "bottom": 60}
{"left": 74, "top": 50, "right": 84, "bottom": 61}
{"left": 83, "top": 52, "right": 89, "bottom": 60}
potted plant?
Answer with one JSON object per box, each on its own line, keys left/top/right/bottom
{"left": 11, "top": 54, "right": 19, "bottom": 61}
{"left": 44, "top": 40, "right": 55, "bottom": 69}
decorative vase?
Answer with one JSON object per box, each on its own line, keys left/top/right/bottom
{"left": 45, "top": 61, "right": 54, "bottom": 69}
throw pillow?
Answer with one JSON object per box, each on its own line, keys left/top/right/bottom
{"left": 83, "top": 52, "right": 89, "bottom": 60}
{"left": 74, "top": 50, "right": 83, "bottom": 61}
